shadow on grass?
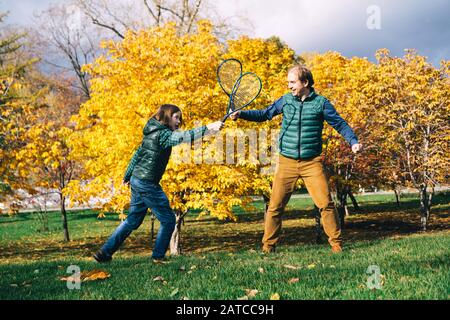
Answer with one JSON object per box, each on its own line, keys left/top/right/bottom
{"left": 1, "top": 193, "right": 449, "bottom": 262}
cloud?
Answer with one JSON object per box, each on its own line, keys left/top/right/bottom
{"left": 216, "top": 0, "right": 450, "bottom": 65}
{"left": 1, "top": 0, "right": 448, "bottom": 65}
{"left": 0, "top": 0, "right": 65, "bottom": 24}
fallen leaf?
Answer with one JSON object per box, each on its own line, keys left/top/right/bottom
{"left": 258, "top": 267, "right": 265, "bottom": 273}
{"left": 288, "top": 278, "right": 300, "bottom": 284}
{"left": 245, "top": 289, "right": 259, "bottom": 298}
{"left": 82, "top": 270, "right": 110, "bottom": 281}
{"left": 307, "top": 264, "right": 316, "bottom": 269}
{"left": 153, "top": 276, "right": 165, "bottom": 282}
{"left": 270, "top": 293, "right": 280, "bottom": 300}
{"left": 190, "top": 265, "right": 197, "bottom": 270}
{"left": 59, "top": 275, "right": 80, "bottom": 282}
{"left": 283, "top": 264, "right": 301, "bottom": 270}
{"left": 237, "top": 295, "right": 249, "bottom": 300}
{"left": 170, "top": 288, "right": 179, "bottom": 297}
{"left": 59, "top": 269, "right": 111, "bottom": 282}
{"left": 179, "top": 265, "right": 186, "bottom": 271}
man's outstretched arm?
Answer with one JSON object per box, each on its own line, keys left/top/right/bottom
{"left": 231, "top": 97, "right": 284, "bottom": 122}
{"left": 323, "top": 99, "right": 362, "bottom": 153}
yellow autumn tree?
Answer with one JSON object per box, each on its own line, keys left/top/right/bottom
{"left": 12, "top": 76, "right": 82, "bottom": 241}
{"left": 362, "top": 49, "right": 449, "bottom": 231}
{"left": 0, "top": 15, "right": 41, "bottom": 211}
{"left": 65, "top": 21, "right": 299, "bottom": 253}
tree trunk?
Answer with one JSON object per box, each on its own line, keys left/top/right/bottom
{"left": 262, "top": 194, "right": 270, "bottom": 220}
{"left": 337, "top": 206, "right": 345, "bottom": 230}
{"left": 394, "top": 188, "right": 401, "bottom": 207}
{"left": 348, "top": 190, "right": 360, "bottom": 211}
{"left": 335, "top": 188, "right": 347, "bottom": 230}
{"left": 314, "top": 205, "right": 322, "bottom": 243}
{"left": 419, "top": 184, "right": 431, "bottom": 232}
{"left": 170, "top": 210, "right": 185, "bottom": 255}
{"left": 60, "top": 193, "right": 70, "bottom": 242}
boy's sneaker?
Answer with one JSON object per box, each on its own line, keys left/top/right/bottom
{"left": 93, "top": 250, "right": 112, "bottom": 263}
{"left": 152, "top": 257, "right": 169, "bottom": 264}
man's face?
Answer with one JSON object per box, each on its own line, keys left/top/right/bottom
{"left": 287, "top": 71, "right": 308, "bottom": 97}
{"left": 169, "top": 112, "right": 181, "bottom": 130}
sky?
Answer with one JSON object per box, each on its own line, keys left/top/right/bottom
{"left": 0, "top": 0, "right": 449, "bottom": 66}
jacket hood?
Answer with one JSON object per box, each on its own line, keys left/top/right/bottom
{"left": 143, "top": 117, "right": 170, "bottom": 136}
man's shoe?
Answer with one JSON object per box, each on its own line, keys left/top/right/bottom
{"left": 93, "top": 250, "right": 112, "bottom": 263}
{"left": 262, "top": 246, "right": 276, "bottom": 254}
{"left": 331, "top": 245, "right": 343, "bottom": 253}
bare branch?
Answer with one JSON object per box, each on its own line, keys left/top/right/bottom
{"left": 187, "top": 0, "right": 202, "bottom": 33}
{"left": 143, "top": 0, "right": 159, "bottom": 24}
{"left": 158, "top": 5, "right": 183, "bottom": 21}
{"left": 91, "top": 17, "right": 125, "bottom": 39}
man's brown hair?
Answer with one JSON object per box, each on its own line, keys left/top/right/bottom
{"left": 153, "top": 104, "right": 183, "bottom": 127}
{"left": 288, "top": 65, "right": 314, "bottom": 88}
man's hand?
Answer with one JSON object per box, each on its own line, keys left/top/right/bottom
{"left": 229, "top": 111, "right": 241, "bottom": 121}
{"left": 206, "top": 121, "right": 225, "bottom": 132}
{"left": 351, "top": 143, "right": 362, "bottom": 153}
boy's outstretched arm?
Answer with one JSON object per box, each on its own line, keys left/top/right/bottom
{"left": 159, "top": 121, "right": 224, "bottom": 148}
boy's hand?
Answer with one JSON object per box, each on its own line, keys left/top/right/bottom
{"left": 351, "top": 143, "right": 362, "bottom": 153}
{"left": 229, "top": 111, "right": 240, "bottom": 121}
{"left": 206, "top": 121, "right": 224, "bottom": 132}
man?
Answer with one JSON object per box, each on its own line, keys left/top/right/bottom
{"left": 230, "top": 64, "right": 362, "bottom": 253}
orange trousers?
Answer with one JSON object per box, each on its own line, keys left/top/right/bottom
{"left": 263, "top": 154, "right": 342, "bottom": 250}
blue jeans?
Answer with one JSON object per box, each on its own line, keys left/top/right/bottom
{"left": 101, "top": 176, "right": 176, "bottom": 259}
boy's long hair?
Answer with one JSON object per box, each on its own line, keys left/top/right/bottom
{"left": 152, "top": 104, "right": 183, "bottom": 127}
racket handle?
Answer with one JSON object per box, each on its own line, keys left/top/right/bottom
{"left": 222, "top": 114, "right": 230, "bottom": 122}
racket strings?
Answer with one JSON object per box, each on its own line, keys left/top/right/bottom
{"left": 218, "top": 61, "right": 242, "bottom": 94}
{"left": 231, "top": 75, "right": 261, "bottom": 110}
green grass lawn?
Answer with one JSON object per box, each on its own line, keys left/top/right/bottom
{"left": 0, "top": 192, "right": 449, "bottom": 300}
